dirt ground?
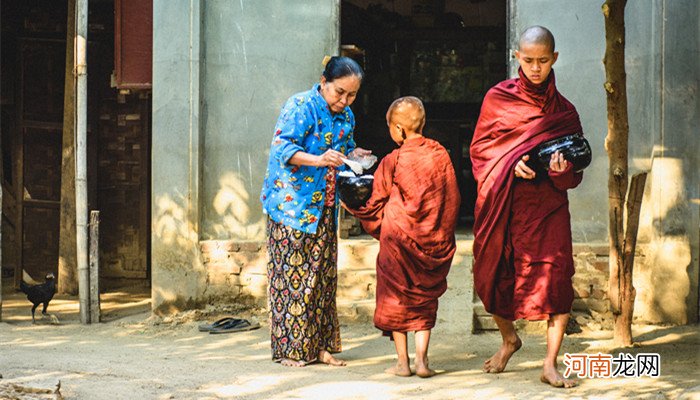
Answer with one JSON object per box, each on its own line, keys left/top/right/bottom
{"left": 1, "top": 289, "right": 699, "bottom": 400}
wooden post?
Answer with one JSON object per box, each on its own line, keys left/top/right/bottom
{"left": 603, "top": 0, "right": 628, "bottom": 316}
{"left": 76, "top": 0, "right": 90, "bottom": 324}
{"left": 89, "top": 211, "right": 101, "bottom": 323}
{"left": 603, "top": 0, "right": 644, "bottom": 347}
{"left": 612, "top": 173, "right": 647, "bottom": 343}
{"left": 58, "top": 0, "right": 78, "bottom": 295}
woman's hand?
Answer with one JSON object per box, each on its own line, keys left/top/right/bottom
{"left": 549, "top": 151, "right": 569, "bottom": 173}
{"left": 514, "top": 155, "right": 536, "bottom": 179}
{"left": 348, "top": 147, "right": 372, "bottom": 159}
{"left": 316, "top": 149, "right": 345, "bottom": 167}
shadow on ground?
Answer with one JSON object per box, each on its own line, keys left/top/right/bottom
{"left": 1, "top": 291, "right": 698, "bottom": 400}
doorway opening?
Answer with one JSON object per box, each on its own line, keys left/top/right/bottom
{"left": 0, "top": 0, "right": 152, "bottom": 322}
{"left": 340, "top": 0, "right": 507, "bottom": 235}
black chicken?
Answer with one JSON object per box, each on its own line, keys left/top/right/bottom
{"left": 19, "top": 273, "right": 58, "bottom": 324}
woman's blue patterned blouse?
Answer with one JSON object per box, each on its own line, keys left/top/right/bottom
{"left": 260, "top": 84, "right": 356, "bottom": 234}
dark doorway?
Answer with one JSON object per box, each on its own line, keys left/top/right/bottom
{"left": 0, "top": 0, "right": 152, "bottom": 300}
{"left": 341, "top": 0, "right": 507, "bottom": 229}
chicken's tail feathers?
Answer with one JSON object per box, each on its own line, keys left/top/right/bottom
{"left": 22, "top": 269, "right": 41, "bottom": 285}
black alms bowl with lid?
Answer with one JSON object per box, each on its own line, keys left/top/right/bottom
{"left": 526, "top": 133, "right": 592, "bottom": 174}
{"left": 337, "top": 172, "right": 374, "bottom": 209}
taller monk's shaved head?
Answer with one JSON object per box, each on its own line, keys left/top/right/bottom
{"left": 519, "top": 25, "right": 555, "bottom": 52}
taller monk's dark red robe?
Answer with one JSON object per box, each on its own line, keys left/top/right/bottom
{"left": 349, "top": 136, "right": 461, "bottom": 332}
{"left": 470, "top": 68, "right": 584, "bottom": 321}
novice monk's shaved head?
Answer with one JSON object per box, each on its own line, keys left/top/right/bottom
{"left": 387, "top": 96, "right": 426, "bottom": 134}
{"left": 519, "top": 25, "right": 556, "bottom": 52}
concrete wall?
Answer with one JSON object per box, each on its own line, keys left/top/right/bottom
{"left": 200, "top": 1, "right": 340, "bottom": 242}
{"left": 510, "top": 0, "right": 699, "bottom": 323}
{"left": 152, "top": 0, "right": 340, "bottom": 312}
{"left": 636, "top": 0, "right": 699, "bottom": 324}
{"left": 152, "top": 1, "right": 205, "bottom": 313}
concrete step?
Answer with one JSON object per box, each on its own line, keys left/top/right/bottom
{"left": 337, "top": 267, "right": 376, "bottom": 301}
{"left": 333, "top": 236, "right": 476, "bottom": 333}
{"left": 472, "top": 303, "right": 548, "bottom": 333}
{"left": 338, "top": 298, "right": 375, "bottom": 324}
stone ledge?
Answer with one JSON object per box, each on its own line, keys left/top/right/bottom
{"left": 197, "top": 238, "right": 660, "bottom": 331}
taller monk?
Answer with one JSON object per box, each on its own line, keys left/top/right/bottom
{"left": 470, "top": 26, "right": 583, "bottom": 388}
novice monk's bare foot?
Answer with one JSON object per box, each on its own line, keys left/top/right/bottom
{"left": 280, "top": 359, "right": 306, "bottom": 367}
{"left": 385, "top": 361, "right": 412, "bottom": 377}
{"left": 540, "top": 364, "right": 577, "bottom": 388}
{"left": 415, "top": 357, "right": 436, "bottom": 378}
{"left": 483, "top": 336, "right": 522, "bottom": 373}
{"left": 319, "top": 350, "right": 347, "bottom": 366}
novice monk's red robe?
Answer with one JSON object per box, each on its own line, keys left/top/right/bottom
{"left": 349, "top": 136, "right": 460, "bottom": 332}
{"left": 470, "top": 68, "right": 584, "bottom": 321}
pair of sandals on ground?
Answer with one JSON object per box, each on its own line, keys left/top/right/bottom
{"left": 198, "top": 317, "right": 260, "bottom": 334}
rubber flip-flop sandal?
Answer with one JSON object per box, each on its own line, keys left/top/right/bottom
{"left": 209, "top": 319, "right": 260, "bottom": 334}
{"left": 198, "top": 317, "right": 241, "bottom": 332}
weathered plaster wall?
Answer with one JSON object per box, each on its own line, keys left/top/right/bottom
{"left": 152, "top": 0, "right": 341, "bottom": 312}
{"left": 636, "top": 0, "right": 699, "bottom": 324}
{"left": 152, "top": 1, "right": 206, "bottom": 314}
{"left": 199, "top": 1, "right": 340, "bottom": 242}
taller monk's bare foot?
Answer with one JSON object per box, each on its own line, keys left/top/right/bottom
{"left": 483, "top": 336, "right": 522, "bottom": 373}
{"left": 541, "top": 363, "right": 577, "bottom": 388}
{"left": 415, "top": 357, "right": 436, "bottom": 378}
{"left": 280, "top": 359, "right": 306, "bottom": 367}
{"left": 319, "top": 350, "right": 347, "bottom": 367}
{"left": 385, "top": 360, "right": 412, "bottom": 377}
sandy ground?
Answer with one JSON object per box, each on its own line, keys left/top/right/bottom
{"left": 1, "top": 289, "right": 699, "bottom": 400}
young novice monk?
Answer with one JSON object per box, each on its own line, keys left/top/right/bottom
{"left": 345, "top": 96, "right": 461, "bottom": 378}
{"left": 470, "top": 26, "right": 583, "bottom": 388}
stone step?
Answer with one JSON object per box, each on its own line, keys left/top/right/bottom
{"left": 332, "top": 237, "right": 476, "bottom": 331}
{"left": 337, "top": 267, "right": 376, "bottom": 301}
{"left": 472, "top": 303, "right": 548, "bottom": 333}
{"left": 337, "top": 298, "right": 375, "bottom": 324}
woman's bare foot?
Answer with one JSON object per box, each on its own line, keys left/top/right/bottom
{"left": 385, "top": 360, "right": 412, "bottom": 377}
{"left": 541, "top": 364, "right": 577, "bottom": 388}
{"left": 415, "top": 357, "right": 436, "bottom": 378}
{"left": 280, "top": 359, "right": 306, "bottom": 367}
{"left": 483, "top": 336, "right": 522, "bottom": 373}
{"left": 319, "top": 350, "right": 347, "bottom": 366}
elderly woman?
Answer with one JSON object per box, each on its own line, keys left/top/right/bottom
{"left": 260, "top": 56, "right": 369, "bottom": 367}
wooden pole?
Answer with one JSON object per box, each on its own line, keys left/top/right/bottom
{"left": 603, "top": 0, "right": 628, "bottom": 314}
{"left": 58, "top": 0, "right": 78, "bottom": 295}
{"left": 89, "top": 211, "right": 101, "bottom": 323}
{"left": 614, "top": 172, "right": 647, "bottom": 342}
{"left": 76, "top": 0, "right": 90, "bottom": 324}
{"left": 603, "top": 0, "right": 641, "bottom": 347}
